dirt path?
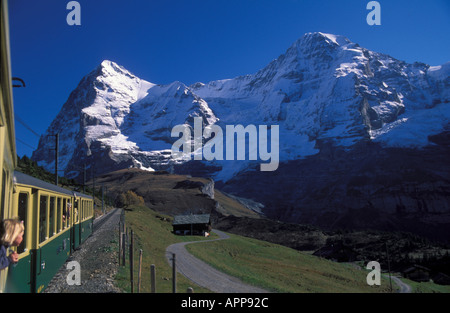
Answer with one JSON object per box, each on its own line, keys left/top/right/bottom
{"left": 165, "top": 229, "right": 269, "bottom": 293}
{"left": 390, "top": 275, "right": 412, "bottom": 293}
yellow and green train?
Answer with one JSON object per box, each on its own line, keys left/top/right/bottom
{"left": 0, "top": 0, "right": 95, "bottom": 293}
{"left": 4, "top": 171, "right": 94, "bottom": 293}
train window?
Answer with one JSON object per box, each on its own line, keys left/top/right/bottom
{"left": 66, "top": 200, "right": 72, "bottom": 226}
{"left": 62, "top": 199, "right": 66, "bottom": 228}
{"left": 74, "top": 200, "right": 78, "bottom": 223}
{"left": 39, "top": 195, "right": 48, "bottom": 243}
{"left": 63, "top": 199, "right": 68, "bottom": 228}
{"left": 57, "top": 198, "right": 62, "bottom": 232}
{"left": 49, "top": 197, "right": 55, "bottom": 237}
{"left": 17, "top": 193, "right": 28, "bottom": 254}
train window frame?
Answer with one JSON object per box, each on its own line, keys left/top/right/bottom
{"left": 68, "top": 199, "right": 73, "bottom": 226}
{"left": 63, "top": 198, "right": 68, "bottom": 229}
{"left": 63, "top": 197, "right": 70, "bottom": 229}
{"left": 49, "top": 196, "right": 56, "bottom": 237}
{"left": 38, "top": 194, "right": 48, "bottom": 244}
{"left": 16, "top": 191, "right": 29, "bottom": 254}
{"left": 74, "top": 199, "right": 79, "bottom": 223}
{"left": 56, "top": 197, "right": 62, "bottom": 233}
{"left": 11, "top": 186, "right": 34, "bottom": 255}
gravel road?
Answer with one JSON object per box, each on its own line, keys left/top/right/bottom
{"left": 390, "top": 275, "right": 412, "bottom": 293}
{"left": 166, "top": 229, "right": 269, "bottom": 293}
{"left": 44, "top": 209, "right": 122, "bottom": 293}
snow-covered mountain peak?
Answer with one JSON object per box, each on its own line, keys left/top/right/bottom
{"left": 301, "top": 32, "right": 351, "bottom": 47}
{"left": 32, "top": 33, "right": 449, "bottom": 183}
{"left": 289, "top": 32, "right": 353, "bottom": 59}
{"left": 91, "top": 60, "right": 154, "bottom": 98}
{"left": 99, "top": 60, "right": 135, "bottom": 78}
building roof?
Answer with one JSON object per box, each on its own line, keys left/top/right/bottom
{"left": 403, "top": 264, "right": 431, "bottom": 274}
{"left": 172, "top": 214, "right": 211, "bottom": 225}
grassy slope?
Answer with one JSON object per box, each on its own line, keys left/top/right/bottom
{"left": 186, "top": 232, "right": 393, "bottom": 293}
{"left": 114, "top": 205, "right": 215, "bottom": 293}
{"left": 405, "top": 279, "right": 450, "bottom": 293}
{"left": 116, "top": 205, "right": 395, "bottom": 293}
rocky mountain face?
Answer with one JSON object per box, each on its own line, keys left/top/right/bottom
{"left": 32, "top": 32, "right": 450, "bottom": 241}
{"left": 218, "top": 141, "right": 450, "bottom": 242}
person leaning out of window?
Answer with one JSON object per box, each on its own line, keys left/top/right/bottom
{"left": 0, "top": 219, "right": 24, "bottom": 270}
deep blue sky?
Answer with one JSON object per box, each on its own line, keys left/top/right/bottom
{"left": 8, "top": 0, "right": 450, "bottom": 157}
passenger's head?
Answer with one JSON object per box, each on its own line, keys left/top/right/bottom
{"left": 0, "top": 218, "right": 25, "bottom": 246}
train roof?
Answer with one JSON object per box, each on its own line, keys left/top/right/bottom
{"left": 14, "top": 171, "right": 93, "bottom": 199}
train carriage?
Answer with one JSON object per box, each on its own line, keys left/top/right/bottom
{"left": 5, "top": 171, "right": 94, "bottom": 293}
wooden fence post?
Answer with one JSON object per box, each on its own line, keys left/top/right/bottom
{"left": 138, "top": 249, "right": 143, "bottom": 293}
{"left": 130, "top": 229, "right": 134, "bottom": 293}
{"left": 172, "top": 253, "right": 176, "bottom": 293}
{"left": 151, "top": 264, "right": 156, "bottom": 293}
{"left": 121, "top": 233, "right": 126, "bottom": 266}
{"left": 118, "top": 222, "right": 122, "bottom": 266}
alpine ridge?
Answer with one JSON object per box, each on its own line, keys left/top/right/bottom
{"left": 32, "top": 32, "right": 450, "bottom": 240}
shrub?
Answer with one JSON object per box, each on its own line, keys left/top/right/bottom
{"left": 115, "top": 190, "right": 145, "bottom": 208}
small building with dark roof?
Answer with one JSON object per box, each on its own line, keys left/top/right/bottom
{"left": 402, "top": 265, "right": 431, "bottom": 282}
{"left": 172, "top": 214, "right": 212, "bottom": 236}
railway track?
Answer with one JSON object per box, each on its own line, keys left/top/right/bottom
{"left": 45, "top": 208, "right": 122, "bottom": 293}
{"left": 93, "top": 208, "right": 122, "bottom": 232}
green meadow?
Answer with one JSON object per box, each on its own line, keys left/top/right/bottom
{"left": 114, "top": 205, "right": 393, "bottom": 293}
